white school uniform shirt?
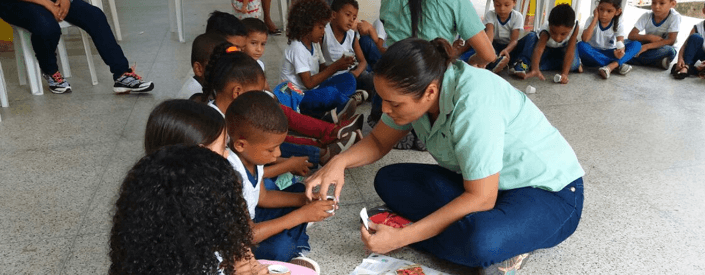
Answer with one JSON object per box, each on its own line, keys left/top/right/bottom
{"left": 585, "top": 16, "right": 626, "bottom": 50}
{"left": 207, "top": 101, "right": 263, "bottom": 219}
{"left": 321, "top": 23, "right": 356, "bottom": 66}
{"left": 482, "top": 10, "right": 524, "bottom": 45}
{"left": 694, "top": 21, "right": 705, "bottom": 51}
{"left": 257, "top": 59, "right": 265, "bottom": 72}
{"left": 176, "top": 76, "right": 202, "bottom": 99}
{"left": 540, "top": 22, "right": 577, "bottom": 48}
{"left": 280, "top": 40, "right": 325, "bottom": 90}
{"left": 633, "top": 9, "right": 681, "bottom": 40}
{"left": 373, "top": 19, "right": 386, "bottom": 41}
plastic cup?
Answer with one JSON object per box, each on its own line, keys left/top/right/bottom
{"left": 695, "top": 60, "right": 703, "bottom": 68}
{"left": 553, "top": 74, "right": 562, "bottom": 83}
{"left": 525, "top": 85, "right": 536, "bottom": 94}
{"left": 615, "top": 41, "right": 625, "bottom": 49}
{"left": 268, "top": 264, "right": 290, "bottom": 274}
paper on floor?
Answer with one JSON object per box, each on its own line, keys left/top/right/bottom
{"left": 348, "top": 253, "right": 450, "bottom": 275}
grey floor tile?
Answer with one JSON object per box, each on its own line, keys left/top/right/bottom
{"left": 0, "top": 237, "right": 72, "bottom": 274}
{"left": 61, "top": 233, "right": 110, "bottom": 275}
{"left": 119, "top": 96, "right": 163, "bottom": 141}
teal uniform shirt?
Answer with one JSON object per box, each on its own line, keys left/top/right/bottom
{"left": 380, "top": 0, "right": 485, "bottom": 46}
{"left": 381, "top": 61, "right": 584, "bottom": 191}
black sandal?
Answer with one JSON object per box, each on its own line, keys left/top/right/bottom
{"left": 673, "top": 65, "right": 689, "bottom": 80}
{"left": 268, "top": 28, "right": 282, "bottom": 35}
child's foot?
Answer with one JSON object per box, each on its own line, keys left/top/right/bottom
{"left": 351, "top": 89, "right": 369, "bottom": 106}
{"left": 113, "top": 68, "right": 154, "bottom": 94}
{"left": 320, "top": 131, "right": 358, "bottom": 164}
{"left": 322, "top": 98, "right": 357, "bottom": 124}
{"left": 618, "top": 64, "right": 632, "bottom": 75}
{"left": 290, "top": 253, "right": 321, "bottom": 274}
{"left": 509, "top": 61, "right": 528, "bottom": 78}
{"left": 42, "top": 71, "right": 72, "bottom": 94}
{"left": 334, "top": 113, "right": 364, "bottom": 139}
{"left": 480, "top": 253, "right": 530, "bottom": 275}
{"left": 578, "top": 64, "right": 584, "bottom": 73}
{"left": 598, "top": 66, "right": 611, "bottom": 79}
{"left": 673, "top": 65, "right": 689, "bottom": 80}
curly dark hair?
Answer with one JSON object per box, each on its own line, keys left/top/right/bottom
{"left": 286, "top": 0, "right": 332, "bottom": 44}
{"left": 109, "top": 145, "right": 254, "bottom": 275}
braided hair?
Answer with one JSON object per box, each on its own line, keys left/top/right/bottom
{"left": 201, "top": 43, "right": 264, "bottom": 102}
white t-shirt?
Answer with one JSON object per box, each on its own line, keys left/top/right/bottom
{"left": 633, "top": 9, "right": 681, "bottom": 40}
{"left": 694, "top": 21, "right": 705, "bottom": 50}
{"left": 280, "top": 40, "right": 325, "bottom": 90}
{"left": 482, "top": 10, "right": 524, "bottom": 45}
{"left": 585, "top": 15, "right": 626, "bottom": 50}
{"left": 373, "top": 19, "right": 386, "bottom": 41}
{"left": 207, "top": 101, "right": 263, "bottom": 219}
{"left": 540, "top": 22, "right": 577, "bottom": 48}
{"left": 322, "top": 23, "right": 356, "bottom": 66}
{"left": 176, "top": 76, "right": 202, "bottom": 99}
{"left": 257, "top": 59, "right": 265, "bottom": 72}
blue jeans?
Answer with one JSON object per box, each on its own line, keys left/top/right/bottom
{"left": 539, "top": 44, "right": 582, "bottom": 72}
{"left": 253, "top": 183, "right": 310, "bottom": 261}
{"left": 359, "top": 35, "right": 383, "bottom": 72}
{"left": 0, "top": 0, "right": 129, "bottom": 80}
{"left": 681, "top": 34, "right": 705, "bottom": 74}
{"left": 299, "top": 72, "right": 357, "bottom": 118}
{"left": 279, "top": 142, "right": 320, "bottom": 166}
{"left": 374, "top": 163, "right": 584, "bottom": 268}
{"left": 627, "top": 43, "right": 676, "bottom": 67}
{"left": 578, "top": 40, "right": 642, "bottom": 67}
{"left": 459, "top": 32, "right": 538, "bottom": 66}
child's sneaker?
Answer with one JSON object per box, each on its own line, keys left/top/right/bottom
{"left": 661, "top": 57, "right": 672, "bottom": 70}
{"left": 509, "top": 61, "right": 528, "bottom": 77}
{"left": 351, "top": 89, "right": 368, "bottom": 106}
{"left": 320, "top": 131, "right": 357, "bottom": 164}
{"left": 322, "top": 98, "right": 357, "bottom": 124}
{"left": 486, "top": 56, "right": 509, "bottom": 73}
{"left": 618, "top": 64, "right": 632, "bottom": 75}
{"left": 598, "top": 66, "right": 611, "bottom": 79}
{"left": 290, "top": 254, "right": 321, "bottom": 274}
{"left": 334, "top": 113, "right": 364, "bottom": 139}
{"left": 480, "top": 253, "right": 530, "bottom": 275}
{"left": 42, "top": 71, "right": 72, "bottom": 94}
{"left": 113, "top": 68, "right": 154, "bottom": 94}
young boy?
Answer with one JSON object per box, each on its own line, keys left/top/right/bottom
{"left": 177, "top": 32, "right": 228, "bottom": 99}
{"left": 521, "top": 4, "right": 582, "bottom": 84}
{"left": 471, "top": 0, "right": 534, "bottom": 73}
{"left": 321, "top": 0, "right": 372, "bottom": 102}
{"left": 627, "top": 0, "right": 680, "bottom": 70}
{"left": 225, "top": 91, "right": 334, "bottom": 270}
{"left": 672, "top": 3, "right": 704, "bottom": 78}
{"left": 206, "top": 10, "right": 248, "bottom": 49}
{"left": 241, "top": 18, "right": 272, "bottom": 90}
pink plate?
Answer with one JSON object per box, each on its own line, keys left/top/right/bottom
{"left": 257, "top": 260, "right": 317, "bottom": 275}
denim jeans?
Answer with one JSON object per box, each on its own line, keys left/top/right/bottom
{"left": 681, "top": 34, "right": 705, "bottom": 72}
{"left": 299, "top": 72, "right": 357, "bottom": 118}
{"left": 578, "top": 40, "right": 642, "bottom": 67}
{"left": 374, "top": 163, "right": 584, "bottom": 268}
{"left": 539, "top": 43, "right": 582, "bottom": 72}
{"left": 0, "top": 0, "right": 129, "bottom": 80}
{"left": 459, "top": 32, "right": 538, "bottom": 66}
{"left": 279, "top": 142, "right": 320, "bottom": 166}
{"left": 359, "top": 35, "right": 383, "bottom": 72}
{"left": 253, "top": 183, "right": 310, "bottom": 261}
{"left": 627, "top": 43, "right": 676, "bottom": 68}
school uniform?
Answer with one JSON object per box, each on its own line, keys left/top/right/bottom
{"left": 627, "top": 9, "right": 681, "bottom": 67}
{"left": 679, "top": 21, "right": 705, "bottom": 73}
{"left": 176, "top": 76, "right": 202, "bottom": 99}
{"left": 280, "top": 40, "right": 356, "bottom": 118}
{"left": 532, "top": 22, "right": 581, "bottom": 71}
{"left": 459, "top": 10, "right": 536, "bottom": 66}
{"left": 321, "top": 23, "right": 375, "bottom": 101}
{"left": 578, "top": 16, "right": 642, "bottom": 67}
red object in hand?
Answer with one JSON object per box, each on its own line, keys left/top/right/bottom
{"left": 369, "top": 212, "right": 412, "bottom": 228}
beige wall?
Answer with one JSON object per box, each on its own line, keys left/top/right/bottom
{"left": 356, "top": 0, "right": 381, "bottom": 23}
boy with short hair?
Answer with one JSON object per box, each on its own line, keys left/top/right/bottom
{"left": 241, "top": 17, "right": 269, "bottom": 72}
{"left": 177, "top": 32, "right": 228, "bottom": 99}
{"left": 521, "top": 4, "right": 582, "bottom": 84}
{"left": 672, "top": 3, "right": 705, "bottom": 78}
{"left": 206, "top": 10, "right": 248, "bottom": 49}
{"left": 627, "top": 0, "right": 680, "bottom": 70}
{"left": 225, "top": 91, "right": 334, "bottom": 270}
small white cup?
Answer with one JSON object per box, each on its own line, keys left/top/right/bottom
{"left": 525, "top": 85, "right": 536, "bottom": 94}
{"left": 553, "top": 74, "right": 562, "bottom": 83}
{"left": 325, "top": 195, "right": 336, "bottom": 214}
{"left": 615, "top": 41, "right": 625, "bottom": 49}
{"left": 695, "top": 60, "right": 703, "bottom": 68}
{"left": 268, "top": 265, "right": 290, "bottom": 274}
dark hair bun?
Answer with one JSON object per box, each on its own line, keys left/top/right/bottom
{"left": 430, "top": 38, "right": 455, "bottom": 67}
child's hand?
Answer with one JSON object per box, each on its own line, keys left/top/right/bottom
{"left": 298, "top": 199, "right": 335, "bottom": 223}
{"left": 238, "top": 5, "right": 248, "bottom": 13}
{"left": 357, "top": 20, "right": 373, "bottom": 35}
{"left": 558, "top": 73, "right": 569, "bottom": 84}
{"left": 614, "top": 48, "right": 625, "bottom": 59}
{"left": 524, "top": 69, "right": 545, "bottom": 80}
{"left": 499, "top": 50, "right": 510, "bottom": 60}
{"left": 286, "top": 156, "right": 313, "bottom": 176}
{"left": 635, "top": 47, "right": 648, "bottom": 57}
{"left": 333, "top": 56, "right": 355, "bottom": 71}
{"left": 593, "top": 7, "right": 599, "bottom": 19}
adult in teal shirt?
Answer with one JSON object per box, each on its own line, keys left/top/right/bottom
{"left": 306, "top": 38, "right": 584, "bottom": 274}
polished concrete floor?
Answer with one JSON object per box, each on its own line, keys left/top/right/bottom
{"left": 1, "top": 0, "right": 704, "bottom": 274}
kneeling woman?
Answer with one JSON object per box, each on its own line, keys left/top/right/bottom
{"left": 306, "top": 38, "right": 584, "bottom": 274}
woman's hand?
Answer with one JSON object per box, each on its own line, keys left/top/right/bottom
{"left": 360, "top": 223, "right": 407, "bottom": 254}
{"left": 285, "top": 156, "right": 313, "bottom": 176}
{"left": 304, "top": 155, "right": 347, "bottom": 200}
{"left": 614, "top": 48, "right": 625, "bottom": 59}
{"left": 523, "top": 69, "right": 545, "bottom": 80}
{"left": 55, "top": 0, "right": 71, "bottom": 21}
{"left": 296, "top": 199, "right": 335, "bottom": 223}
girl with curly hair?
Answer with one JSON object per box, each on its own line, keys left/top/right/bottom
{"left": 109, "top": 145, "right": 270, "bottom": 274}
{"left": 280, "top": 0, "right": 365, "bottom": 119}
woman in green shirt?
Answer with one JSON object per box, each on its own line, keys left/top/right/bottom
{"left": 305, "top": 38, "right": 584, "bottom": 274}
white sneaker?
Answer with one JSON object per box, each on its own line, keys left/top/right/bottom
{"left": 618, "top": 64, "right": 632, "bottom": 75}
{"left": 661, "top": 57, "right": 672, "bottom": 70}
{"left": 290, "top": 254, "right": 321, "bottom": 274}
{"left": 352, "top": 89, "right": 368, "bottom": 105}
{"left": 598, "top": 66, "right": 610, "bottom": 79}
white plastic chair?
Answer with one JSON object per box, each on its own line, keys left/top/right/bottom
{"left": 0, "top": 62, "right": 7, "bottom": 122}
{"left": 12, "top": 21, "right": 99, "bottom": 95}
{"left": 168, "top": 0, "right": 186, "bottom": 42}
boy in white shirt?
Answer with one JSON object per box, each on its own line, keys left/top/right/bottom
{"left": 241, "top": 18, "right": 272, "bottom": 90}
{"left": 627, "top": 0, "right": 680, "bottom": 70}
{"left": 671, "top": 4, "right": 705, "bottom": 78}
{"left": 177, "top": 32, "right": 228, "bottom": 100}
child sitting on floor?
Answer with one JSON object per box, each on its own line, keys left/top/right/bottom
{"left": 280, "top": 0, "right": 366, "bottom": 119}
{"left": 671, "top": 3, "right": 705, "bottom": 79}
{"left": 578, "top": 0, "right": 641, "bottom": 79}
{"left": 225, "top": 91, "right": 334, "bottom": 270}
{"left": 520, "top": 4, "right": 582, "bottom": 84}
{"left": 321, "top": 0, "right": 372, "bottom": 102}
{"left": 627, "top": 0, "right": 680, "bottom": 70}
{"left": 177, "top": 32, "right": 228, "bottom": 99}
{"left": 206, "top": 10, "right": 248, "bottom": 49}
{"left": 241, "top": 18, "right": 271, "bottom": 90}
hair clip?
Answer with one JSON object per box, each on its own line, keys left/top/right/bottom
{"left": 226, "top": 46, "right": 240, "bottom": 53}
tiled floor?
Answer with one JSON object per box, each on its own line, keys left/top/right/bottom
{"left": 1, "top": 0, "right": 704, "bottom": 274}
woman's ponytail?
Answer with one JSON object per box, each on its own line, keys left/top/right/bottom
{"left": 430, "top": 37, "right": 455, "bottom": 67}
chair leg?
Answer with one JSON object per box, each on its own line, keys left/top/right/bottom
{"left": 175, "top": 0, "right": 185, "bottom": 42}
{"left": 279, "top": 0, "right": 288, "bottom": 31}
{"left": 168, "top": 0, "right": 176, "bottom": 33}
{"left": 0, "top": 63, "right": 9, "bottom": 108}
{"left": 18, "top": 28, "right": 43, "bottom": 95}
{"left": 12, "top": 28, "right": 27, "bottom": 86}
{"left": 107, "top": 0, "right": 122, "bottom": 41}
{"left": 57, "top": 36, "right": 72, "bottom": 78}
{"left": 80, "top": 30, "right": 99, "bottom": 86}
